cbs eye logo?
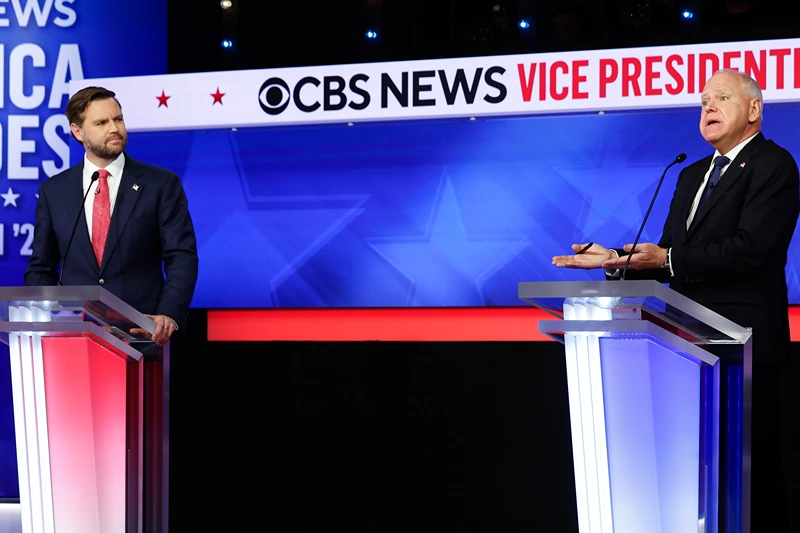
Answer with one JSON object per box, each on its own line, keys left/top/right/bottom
{"left": 258, "top": 78, "right": 291, "bottom": 115}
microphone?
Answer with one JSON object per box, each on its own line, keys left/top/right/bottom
{"left": 621, "top": 153, "right": 687, "bottom": 281}
{"left": 58, "top": 171, "right": 100, "bottom": 286}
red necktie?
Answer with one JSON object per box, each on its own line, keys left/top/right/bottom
{"left": 92, "top": 169, "right": 111, "bottom": 266}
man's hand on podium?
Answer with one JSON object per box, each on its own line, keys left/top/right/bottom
{"left": 130, "top": 314, "right": 178, "bottom": 346}
{"left": 552, "top": 243, "right": 614, "bottom": 270}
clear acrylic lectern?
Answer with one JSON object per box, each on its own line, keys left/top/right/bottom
{"left": 0, "top": 285, "right": 169, "bottom": 533}
{"left": 519, "top": 280, "right": 752, "bottom": 533}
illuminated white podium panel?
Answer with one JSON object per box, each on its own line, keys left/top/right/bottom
{"left": 519, "top": 280, "right": 752, "bottom": 533}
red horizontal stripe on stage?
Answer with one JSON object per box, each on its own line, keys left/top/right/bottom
{"left": 208, "top": 305, "right": 800, "bottom": 342}
{"left": 790, "top": 306, "right": 800, "bottom": 342}
{"left": 207, "top": 307, "right": 556, "bottom": 342}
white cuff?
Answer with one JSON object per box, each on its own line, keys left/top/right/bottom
{"left": 667, "top": 248, "right": 674, "bottom": 277}
{"left": 605, "top": 249, "right": 621, "bottom": 278}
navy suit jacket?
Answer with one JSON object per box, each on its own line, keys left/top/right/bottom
{"left": 622, "top": 133, "right": 800, "bottom": 362}
{"left": 25, "top": 154, "right": 199, "bottom": 327}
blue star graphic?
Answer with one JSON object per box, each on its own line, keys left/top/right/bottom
{"left": 369, "top": 172, "right": 531, "bottom": 306}
{"left": 552, "top": 132, "right": 671, "bottom": 240}
{"left": 180, "top": 132, "right": 367, "bottom": 308}
{"left": 1, "top": 187, "right": 20, "bottom": 208}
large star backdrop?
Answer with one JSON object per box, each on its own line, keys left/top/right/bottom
{"left": 130, "top": 105, "right": 800, "bottom": 308}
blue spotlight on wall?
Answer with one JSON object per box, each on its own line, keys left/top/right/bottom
{"left": 221, "top": 39, "right": 233, "bottom": 48}
{"left": 518, "top": 19, "right": 530, "bottom": 29}
{"left": 366, "top": 30, "right": 378, "bottom": 39}
{"left": 681, "top": 10, "right": 694, "bottom": 19}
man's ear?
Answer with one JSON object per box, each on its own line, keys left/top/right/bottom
{"left": 749, "top": 99, "right": 762, "bottom": 123}
{"left": 70, "top": 123, "right": 84, "bottom": 143}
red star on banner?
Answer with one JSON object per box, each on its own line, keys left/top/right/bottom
{"left": 211, "top": 87, "right": 225, "bottom": 105}
{"left": 156, "top": 90, "right": 171, "bottom": 108}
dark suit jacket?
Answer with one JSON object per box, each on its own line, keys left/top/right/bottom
{"left": 25, "top": 154, "right": 199, "bottom": 327}
{"left": 623, "top": 133, "right": 800, "bottom": 362}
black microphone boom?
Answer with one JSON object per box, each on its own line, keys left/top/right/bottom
{"left": 621, "top": 153, "right": 687, "bottom": 281}
{"left": 58, "top": 171, "right": 100, "bottom": 286}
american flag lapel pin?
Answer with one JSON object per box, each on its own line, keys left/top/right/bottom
{"left": 132, "top": 184, "right": 139, "bottom": 191}
{"left": 740, "top": 162, "right": 746, "bottom": 168}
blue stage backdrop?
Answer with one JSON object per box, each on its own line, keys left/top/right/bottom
{"left": 127, "top": 104, "right": 800, "bottom": 308}
{"left": 0, "top": 0, "right": 166, "bottom": 498}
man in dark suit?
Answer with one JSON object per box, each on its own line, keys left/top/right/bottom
{"left": 553, "top": 69, "right": 799, "bottom": 530}
{"left": 25, "top": 86, "right": 198, "bottom": 346}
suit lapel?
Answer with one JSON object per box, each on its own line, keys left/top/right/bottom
{"left": 64, "top": 163, "right": 101, "bottom": 273}
{"left": 678, "top": 158, "right": 710, "bottom": 239}
{"left": 99, "top": 157, "right": 144, "bottom": 274}
{"left": 688, "top": 133, "right": 765, "bottom": 236}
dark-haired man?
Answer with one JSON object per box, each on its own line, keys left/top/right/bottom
{"left": 25, "top": 86, "right": 198, "bottom": 346}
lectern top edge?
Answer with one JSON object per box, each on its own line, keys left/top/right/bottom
{"left": 518, "top": 279, "right": 752, "bottom": 345}
{"left": 0, "top": 285, "right": 158, "bottom": 349}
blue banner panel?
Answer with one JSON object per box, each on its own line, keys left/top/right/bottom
{"left": 0, "top": 0, "right": 167, "bottom": 499}
{"left": 128, "top": 105, "right": 800, "bottom": 308}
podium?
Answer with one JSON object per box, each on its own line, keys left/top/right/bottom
{"left": 0, "top": 286, "right": 169, "bottom": 533}
{"left": 519, "top": 280, "right": 752, "bottom": 533}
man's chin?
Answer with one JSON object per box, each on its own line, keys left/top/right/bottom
{"left": 701, "top": 132, "right": 720, "bottom": 145}
{"left": 102, "top": 145, "right": 126, "bottom": 158}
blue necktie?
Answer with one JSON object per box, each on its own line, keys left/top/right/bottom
{"left": 697, "top": 155, "right": 730, "bottom": 210}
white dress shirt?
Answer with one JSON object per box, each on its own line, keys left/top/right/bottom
{"left": 83, "top": 153, "right": 125, "bottom": 241}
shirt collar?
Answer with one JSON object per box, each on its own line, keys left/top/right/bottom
{"left": 712, "top": 132, "right": 759, "bottom": 164}
{"left": 84, "top": 152, "right": 126, "bottom": 179}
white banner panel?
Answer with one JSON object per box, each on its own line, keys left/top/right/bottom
{"left": 70, "top": 38, "right": 800, "bottom": 132}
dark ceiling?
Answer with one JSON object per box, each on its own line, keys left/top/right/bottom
{"left": 167, "top": 0, "right": 798, "bottom": 74}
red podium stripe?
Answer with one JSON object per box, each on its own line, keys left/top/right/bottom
{"left": 41, "top": 337, "right": 127, "bottom": 532}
